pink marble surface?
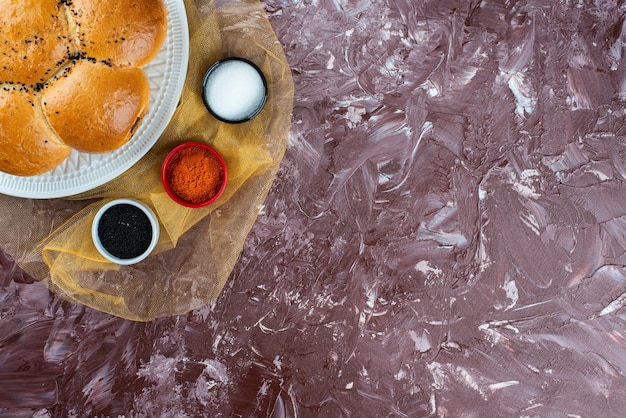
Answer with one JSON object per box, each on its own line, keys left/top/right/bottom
{"left": 4, "top": 0, "right": 626, "bottom": 416}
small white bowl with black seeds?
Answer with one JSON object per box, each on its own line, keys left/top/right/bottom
{"left": 91, "top": 198, "right": 160, "bottom": 265}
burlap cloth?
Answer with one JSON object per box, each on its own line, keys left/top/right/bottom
{"left": 0, "top": 0, "right": 293, "bottom": 321}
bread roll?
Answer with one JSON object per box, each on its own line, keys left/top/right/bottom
{"left": 0, "top": 0, "right": 73, "bottom": 86}
{"left": 0, "top": 88, "right": 72, "bottom": 176}
{"left": 66, "top": 0, "right": 168, "bottom": 67}
{"left": 42, "top": 60, "right": 151, "bottom": 153}
{"left": 0, "top": 0, "right": 168, "bottom": 176}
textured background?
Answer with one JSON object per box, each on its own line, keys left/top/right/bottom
{"left": 4, "top": 0, "right": 626, "bottom": 416}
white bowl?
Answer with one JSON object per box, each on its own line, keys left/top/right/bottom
{"left": 201, "top": 57, "right": 268, "bottom": 123}
{"left": 91, "top": 198, "right": 160, "bottom": 265}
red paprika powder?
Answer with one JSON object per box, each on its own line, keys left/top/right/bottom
{"left": 165, "top": 145, "right": 224, "bottom": 204}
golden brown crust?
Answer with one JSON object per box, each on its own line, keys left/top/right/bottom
{"left": 67, "top": 0, "right": 168, "bottom": 67}
{"left": 0, "top": 0, "right": 73, "bottom": 86}
{"left": 0, "top": 0, "right": 167, "bottom": 176}
{"left": 42, "top": 60, "right": 151, "bottom": 154}
{"left": 0, "top": 88, "right": 72, "bottom": 176}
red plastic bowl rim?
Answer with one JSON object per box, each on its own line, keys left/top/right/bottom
{"left": 161, "top": 142, "right": 228, "bottom": 208}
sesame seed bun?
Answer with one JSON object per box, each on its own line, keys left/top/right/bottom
{"left": 66, "top": 0, "right": 168, "bottom": 67}
{"left": 42, "top": 60, "right": 151, "bottom": 154}
{"left": 0, "top": 0, "right": 73, "bottom": 86}
{"left": 0, "top": 0, "right": 167, "bottom": 176}
{"left": 0, "top": 87, "right": 71, "bottom": 176}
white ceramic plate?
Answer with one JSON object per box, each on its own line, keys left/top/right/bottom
{"left": 0, "top": 0, "right": 189, "bottom": 199}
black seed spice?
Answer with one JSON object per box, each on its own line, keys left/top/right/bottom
{"left": 97, "top": 204, "right": 152, "bottom": 260}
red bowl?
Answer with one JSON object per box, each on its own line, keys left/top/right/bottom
{"left": 161, "top": 142, "right": 228, "bottom": 208}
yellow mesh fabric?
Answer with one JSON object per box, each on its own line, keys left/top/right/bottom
{"left": 0, "top": 0, "right": 293, "bottom": 321}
